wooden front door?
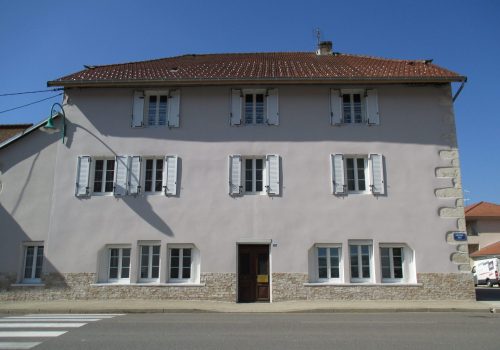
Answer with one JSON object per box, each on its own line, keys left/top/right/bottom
{"left": 238, "top": 245, "right": 270, "bottom": 302}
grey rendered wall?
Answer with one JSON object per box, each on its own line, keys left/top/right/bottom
{"left": 41, "top": 84, "right": 463, "bottom": 277}
{"left": 0, "top": 127, "right": 59, "bottom": 277}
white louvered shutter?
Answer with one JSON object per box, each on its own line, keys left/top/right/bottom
{"left": 331, "top": 154, "right": 346, "bottom": 195}
{"left": 163, "top": 155, "right": 178, "bottom": 196}
{"left": 132, "top": 91, "right": 145, "bottom": 127}
{"left": 128, "top": 156, "right": 141, "bottom": 195}
{"left": 369, "top": 153, "right": 385, "bottom": 194}
{"left": 114, "top": 156, "right": 129, "bottom": 196}
{"left": 228, "top": 155, "right": 242, "bottom": 195}
{"left": 266, "top": 89, "right": 279, "bottom": 125}
{"left": 230, "top": 89, "right": 242, "bottom": 126}
{"left": 167, "top": 89, "right": 180, "bottom": 128}
{"left": 330, "top": 89, "right": 342, "bottom": 125}
{"left": 266, "top": 154, "right": 280, "bottom": 195}
{"left": 75, "top": 156, "right": 91, "bottom": 197}
{"left": 366, "top": 90, "right": 380, "bottom": 125}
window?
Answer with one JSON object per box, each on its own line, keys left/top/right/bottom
{"left": 349, "top": 243, "right": 372, "bottom": 282}
{"left": 108, "top": 247, "right": 131, "bottom": 283}
{"left": 169, "top": 247, "right": 192, "bottom": 282}
{"left": 381, "top": 247, "right": 403, "bottom": 282}
{"left": 92, "top": 159, "right": 115, "bottom": 194}
{"left": 146, "top": 94, "right": 168, "bottom": 126}
{"left": 139, "top": 245, "right": 160, "bottom": 282}
{"left": 244, "top": 158, "right": 265, "bottom": 194}
{"left": 342, "top": 92, "right": 364, "bottom": 124}
{"left": 244, "top": 93, "right": 265, "bottom": 125}
{"left": 345, "top": 157, "right": 368, "bottom": 193}
{"left": 316, "top": 245, "right": 342, "bottom": 282}
{"left": 22, "top": 244, "right": 44, "bottom": 283}
{"left": 144, "top": 158, "right": 163, "bottom": 193}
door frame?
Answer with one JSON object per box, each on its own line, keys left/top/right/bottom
{"left": 236, "top": 240, "right": 272, "bottom": 303}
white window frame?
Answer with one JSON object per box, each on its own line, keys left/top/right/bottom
{"left": 144, "top": 91, "right": 169, "bottom": 127}
{"left": 243, "top": 89, "right": 266, "bottom": 125}
{"left": 345, "top": 156, "right": 369, "bottom": 194}
{"left": 315, "top": 244, "right": 343, "bottom": 283}
{"left": 349, "top": 241, "right": 373, "bottom": 283}
{"left": 341, "top": 89, "right": 365, "bottom": 124}
{"left": 242, "top": 157, "right": 267, "bottom": 195}
{"left": 21, "top": 243, "right": 44, "bottom": 284}
{"left": 167, "top": 244, "right": 199, "bottom": 283}
{"left": 138, "top": 244, "right": 161, "bottom": 283}
{"left": 107, "top": 246, "right": 131, "bottom": 284}
{"left": 91, "top": 158, "right": 115, "bottom": 195}
{"left": 380, "top": 243, "right": 415, "bottom": 284}
{"left": 142, "top": 157, "right": 164, "bottom": 194}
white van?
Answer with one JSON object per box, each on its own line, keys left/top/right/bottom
{"left": 472, "top": 258, "right": 500, "bottom": 287}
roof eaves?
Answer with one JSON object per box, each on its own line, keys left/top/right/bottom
{"left": 0, "top": 114, "right": 59, "bottom": 150}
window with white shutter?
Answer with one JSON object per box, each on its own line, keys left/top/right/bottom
{"left": 331, "top": 154, "right": 345, "bottom": 195}
{"left": 167, "top": 89, "right": 180, "bottom": 127}
{"left": 163, "top": 155, "right": 178, "bottom": 196}
{"left": 92, "top": 158, "right": 115, "bottom": 194}
{"left": 143, "top": 157, "right": 164, "bottom": 193}
{"left": 230, "top": 89, "right": 243, "bottom": 126}
{"left": 231, "top": 88, "right": 279, "bottom": 126}
{"left": 128, "top": 156, "right": 142, "bottom": 195}
{"left": 369, "top": 153, "right": 385, "bottom": 195}
{"left": 114, "top": 156, "right": 129, "bottom": 196}
{"left": 330, "top": 89, "right": 380, "bottom": 125}
{"left": 330, "top": 89, "right": 342, "bottom": 125}
{"left": 230, "top": 155, "right": 280, "bottom": 196}
{"left": 266, "top": 154, "right": 280, "bottom": 195}
{"left": 228, "top": 155, "right": 242, "bottom": 195}
{"left": 266, "top": 89, "right": 279, "bottom": 125}
{"left": 331, "top": 154, "right": 385, "bottom": 195}
{"left": 133, "top": 90, "right": 181, "bottom": 128}
{"left": 75, "top": 156, "right": 91, "bottom": 197}
{"left": 366, "top": 89, "right": 380, "bottom": 125}
{"left": 132, "top": 91, "right": 145, "bottom": 127}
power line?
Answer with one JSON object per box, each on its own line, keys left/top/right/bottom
{"left": 0, "top": 93, "right": 63, "bottom": 115}
{"left": 0, "top": 88, "right": 63, "bottom": 97}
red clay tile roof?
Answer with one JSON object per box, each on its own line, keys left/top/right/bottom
{"left": 47, "top": 52, "right": 464, "bottom": 87}
{"left": 0, "top": 124, "right": 33, "bottom": 143}
{"left": 470, "top": 241, "right": 500, "bottom": 258}
{"left": 465, "top": 202, "right": 500, "bottom": 219}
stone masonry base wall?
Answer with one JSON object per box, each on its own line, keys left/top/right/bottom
{"left": 0, "top": 272, "right": 474, "bottom": 301}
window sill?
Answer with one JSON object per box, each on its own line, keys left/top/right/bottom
{"left": 91, "top": 283, "right": 205, "bottom": 287}
{"left": 304, "top": 282, "right": 422, "bottom": 287}
{"left": 11, "top": 283, "right": 45, "bottom": 287}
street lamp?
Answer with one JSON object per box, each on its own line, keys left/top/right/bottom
{"left": 45, "top": 102, "right": 66, "bottom": 144}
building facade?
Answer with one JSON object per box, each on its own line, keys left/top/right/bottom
{"left": 466, "top": 201, "right": 500, "bottom": 259}
{"left": 0, "top": 43, "right": 474, "bottom": 301}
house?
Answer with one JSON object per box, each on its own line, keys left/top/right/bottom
{"left": 0, "top": 41, "right": 474, "bottom": 302}
{"left": 466, "top": 201, "right": 500, "bottom": 258}
{"left": 0, "top": 124, "right": 33, "bottom": 143}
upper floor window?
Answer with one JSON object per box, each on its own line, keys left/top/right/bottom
{"left": 331, "top": 153, "right": 385, "bottom": 196}
{"left": 229, "top": 154, "right": 280, "bottom": 196}
{"left": 144, "top": 158, "right": 164, "bottom": 193}
{"left": 330, "top": 89, "right": 379, "bottom": 125}
{"left": 132, "top": 90, "right": 180, "bottom": 128}
{"left": 22, "top": 243, "right": 44, "bottom": 283}
{"left": 92, "top": 159, "right": 115, "bottom": 194}
{"left": 230, "top": 89, "right": 279, "bottom": 126}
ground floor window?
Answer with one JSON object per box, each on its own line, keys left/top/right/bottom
{"left": 379, "top": 244, "right": 414, "bottom": 283}
{"left": 167, "top": 244, "right": 199, "bottom": 283}
{"left": 349, "top": 242, "right": 372, "bottom": 282}
{"left": 139, "top": 245, "right": 160, "bottom": 282}
{"left": 108, "top": 247, "right": 131, "bottom": 283}
{"left": 316, "top": 245, "right": 342, "bottom": 282}
{"left": 22, "top": 244, "right": 44, "bottom": 283}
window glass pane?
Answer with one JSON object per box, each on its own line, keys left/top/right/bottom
{"left": 93, "top": 160, "right": 104, "bottom": 193}
{"left": 121, "top": 248, "right": 130, "bottom": 278}
{"left": 105, "top": 160, "right": 114, "bottom": 192}
{"left": 24, "top": 246, "right": 34, "bottom": 279}
{"left": 182, "top": 249, "right": 191, "bottom": 279}
{"left": 357, "top": 158, "right": 366, "bottom": 191}
{"left": 330, "top": 248, "right": 339, "bottom": 279}
{"left": 245, "top": 159, "right": 253, "bottom": 192}
{"left": 109, "top": 248, "right": 118, "bottom": 279}
{"left": 244, "top": 94, "right": 253, "bottom": 124}
{"left": 145, "top": 159, "right": 153, "bottom": 192}
{"left": 346, "top": 158, "right": 355, "bottom": 191}
{"left": 255, "top": 158, "right": 263, "bottom": 192}
{"left": 381, "top": 248, "right": 391, "bottom": 279}
{"left": 170, "top": 248, "right": 180, "bottom": 279}
{"left": 342, "top": 94, "right": 352, "bottom": 123}
{"left": 353, "top": 94, "right": 362, "bottom": 123}
{"left": 35, "top": 246, "right": 44, "bottom": 278}
{"left": 148, "top": 96, "right": 157, "bottom": 126}
{"left": 255, "top": 94, "right": 264, "bottom": 124}
{"left": 350, "top": 246, "right": 359, "bottom": 278}
{"left": 158, "top": 96, "right": 167, "bottom": 126}
{"left": 155, "top": 159, "right": 163, "bottom": 192}
{"left": 393, "top": 248, "right": 403, "bottom": 279}
{"left": 140, "top": 247, "right": 149, "bottom": 279}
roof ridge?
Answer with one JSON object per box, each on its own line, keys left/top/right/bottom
{"left": 465, "top": 201, "right": 484, "bottom": 213}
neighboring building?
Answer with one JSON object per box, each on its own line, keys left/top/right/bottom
{"left": 0, "top": 124, "right": 32, "bottom": 143}
{"left": 0, "top": 41, "right": 474, "bottom": 302}
{"left": 470, "top": 241, "right": 500, "bottom": 260}
{"left": 466, "top": 201, "right": 500, "bottom": 257}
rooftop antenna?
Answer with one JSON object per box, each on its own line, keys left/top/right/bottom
{"left": 315, "top": 28, "right": 321, "bottom": 48}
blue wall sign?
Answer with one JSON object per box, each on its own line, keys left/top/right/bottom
{"left": 453, "top": 232, "right": 467, "bottom": 241}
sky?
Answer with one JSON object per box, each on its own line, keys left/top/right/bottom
{"left": 0, "top": 0, "right": 499, "bottom": 204}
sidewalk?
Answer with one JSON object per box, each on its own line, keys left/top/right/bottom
{"left": 0, "top": 299, "right": 498, "bottom": 314}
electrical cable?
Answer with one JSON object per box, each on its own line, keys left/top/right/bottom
{"left": 0, "top": 93, "right": 63, "bottom": 115}
{"left": 0, "top": 88, "right": 63, "bottom": 97}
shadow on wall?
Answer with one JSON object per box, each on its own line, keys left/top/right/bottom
{"left": 0, "top": 204, "right": 68, "bottom": 291}
{"left": 71, "top": 125, "right": 174, "bottom": 237}
{"left": 70, "top": 85, "right": 458, "bottom": 147}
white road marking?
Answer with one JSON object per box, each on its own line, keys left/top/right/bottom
{"left": 0, "top": 331, "right": 67, "bottom": 337}
{"left": 25, "top": 314, "right": 124, "bottom": 317}
{"left": 0, "top": 318, "right": 100, "bottom": 322}
{"left": 0, "top": 342, "right": 42, "bottom": 349}
{"left": 7, "top": 315, "right": 115, "bottom": 319}
{"left": 0, "top": 323, "right": 86, "bottom": 328}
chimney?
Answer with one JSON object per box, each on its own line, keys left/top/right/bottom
{"left": 316, "top": 41, "right": 333, "bottom": 55}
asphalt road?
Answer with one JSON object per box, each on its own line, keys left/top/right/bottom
{"left": 2, "top": 312, "right": 497, "bottom": 350}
